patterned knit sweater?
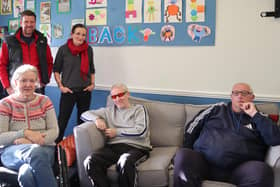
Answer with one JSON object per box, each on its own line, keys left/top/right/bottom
{"left": 0, "top": 94, "right": 59, "bottom": 146}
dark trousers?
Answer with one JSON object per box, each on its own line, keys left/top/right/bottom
{"left": 173, "top": 148, "right": 274, "bottom": 187}
{"left": 56, "top": 91, "right": 91, "bottom": 143}
{"left": 85, "top": 143, "right": 149, "bottom": 187}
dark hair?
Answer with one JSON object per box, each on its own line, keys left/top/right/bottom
{"left": 71, "top": 24, "right": 86, "bottom": 34}
{"left": 20, "top": 10, "right": 36, "bottom": 20}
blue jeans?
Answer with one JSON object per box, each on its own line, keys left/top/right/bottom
{"left": 1, "top": 144, "right": 58, "bottom": 187}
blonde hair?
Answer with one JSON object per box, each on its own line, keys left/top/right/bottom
{"left": 11, "top": 64, "right": 39, "bottom": 89}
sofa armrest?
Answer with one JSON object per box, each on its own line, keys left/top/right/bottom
{"left": 265, "top": 145, "right": 280, "bottom": 187}
{"left": 74, "top": 122, "right": 105, "bottom": 187}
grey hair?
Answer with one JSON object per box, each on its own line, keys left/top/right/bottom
{"left": 111, "top": 83, "right": 128, "bottom": 92}
{"left": 11, "top": 64, "right": 39, "bottom": 89}
{"left": 232, "top": 82, "right": 254, "bottom": 93}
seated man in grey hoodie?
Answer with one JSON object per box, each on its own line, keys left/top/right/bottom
{"left": 81, "top": 83, "right": 152, "bottom": 187}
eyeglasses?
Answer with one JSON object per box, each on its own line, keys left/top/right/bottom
{"left": 231, "top": 90, "right": 252, "bottom": 97}
{"left": 111, "top": 91, "right": 127, "bottom": 99}
{"left": 19, "top": 78, "right": 36, "bottom": 84}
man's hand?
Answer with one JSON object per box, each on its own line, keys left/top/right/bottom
{"left": 95, "top": 118, "right": 107, "bottom": 130}
{"left": 14, "top": 138, "right": 32, "bottom": 145}
{"left": 105, "top": 128, "right": 117, "bottom": 138}
{"left": 240, "top": 102, "right": 257, "bottom": 117}
{"left": 24, "top": 129, "right": 46, "bottom": 145}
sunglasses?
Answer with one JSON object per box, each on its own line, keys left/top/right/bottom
{"left": 111, "top": 91, "right": 127, "bottom": 99}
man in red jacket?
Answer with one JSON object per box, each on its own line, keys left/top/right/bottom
{"left": 0, "top": 10, "right": 53, "bottom": 98}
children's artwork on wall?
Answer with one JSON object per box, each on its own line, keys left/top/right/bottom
{"left": 187, "top": 24, "right": 210, "bottom": 43}
{"left": 125, "top": 0, "right": 142, "bottom": 23}
{"left": 0, "top": 26, "right": 8, "bottom": 48}
{"left": 186, "top": 0, "right": 205, "bottom": 22}
{"left": 86, "top": 8, "right": 107, "bottom": 25}
{"left": 40, "top": 23, "right": 51, "bottom": 44}
{"left": 8, "top": 18, "right": 20, "bottom": 33}
{"left": 25, "top": 0, "right": 35, "bottom": 12}
{"left": 57, "top": 0, "right": 71, "bottom": 14}
{"left": 53, "top": 24, "right": 63, "bottom": 38}
{"left": 160, "top": 25, "right": 175, "bottom": 42}
{"left": 40, "top": 1, "right": 51, "bottom": 23}
{"left": 0, "top": 0, "right": 215, "bottom": 47}
{"left": 13, "top": 0, "right": 24, "bottom": 18}
{"left": 164, "top": 0, "right": 182, "bottom": 23}
{"left": 139, "top": 27, "right": 155, "bottom": 42}
{"left": 0, "top": 0, "right": 12, "bottom": 15}
{"left": 86, "top": 0, "right": 107, "bottom": 8}
{"left": 86, "top": 0, "right": 215, "bottom": 46}
{"left": 144, "top": 0, "right": 161, "bottom": 23}
{"left": 71, "top": 19, "right": 84, "bottom": 27}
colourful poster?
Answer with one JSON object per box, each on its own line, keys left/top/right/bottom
{"left": 86, "top": 8, "right": 107, "bottom": 25}
{"left": 40, "top": 2, "right": 51, "bottom": 23}
{"left": 39, "top": 23, "right": 51, "bottom": 44}
{"left": 144, "top": 0, "right": 161, "bottom": 23}
{"left": 1, "top": 0, "right": 12, "bottom": 15}
{"left": 13, "top": 0, "right": 24, "bottom": 18}
{"left": 164, "top": 0, "right": 182, "bottom": 23}
{"left": 186, "top": 0, "right": 205, "bottom": 22}
{"left": 125, "top": 0, "right": 142, "bottom": 23}
{"left": 86, "top": 0, "right": 107, "bottom": 8}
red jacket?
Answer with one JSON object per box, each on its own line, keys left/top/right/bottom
{"left": 0, "top": 28, "right": 53, "bottom": 88}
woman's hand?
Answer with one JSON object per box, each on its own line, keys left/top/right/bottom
{"left": 14, "top": 138, "right": 32, "bottom": 145}
{"left": 24, "top": 130, "right": 46, "bottom": 145}
{"left": 83, "top": 83, "right": 95, "bottom": 92}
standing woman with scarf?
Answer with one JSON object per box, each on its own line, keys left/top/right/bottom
{"left": 53, "top": 24, "right": 95, "bottom": 143}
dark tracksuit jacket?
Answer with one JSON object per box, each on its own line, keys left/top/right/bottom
{"left": 184, "top": 102, "right": 280, "bottom": 169}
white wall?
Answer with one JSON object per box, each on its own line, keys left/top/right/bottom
{"left": 51, "top": 0, "right": 280, "bottom": 101}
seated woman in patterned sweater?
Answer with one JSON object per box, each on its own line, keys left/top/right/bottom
{"left": 0, "top": 64, "right": 59, "bottom": 187}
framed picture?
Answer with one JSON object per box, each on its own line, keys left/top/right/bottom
{"left": 86, "top": 0, "right": 107, "bottom": 8}
{"left": 0, "top": 0, "right": 12, "bottom": 15}
{"left": 8, "top": 18, "right": 20, "bottom": 33}
{"left": 13, "top": 0, "right": 24, "bottom": 18}
{"left": 53, "top": 24, "right": 63, "bottom": 39}
{"left": 57, "top": 0, "right": 71, "bottom": 14}
{"left": 40, "top": 1, "right": 51, "bottom": 23}
{"left": 25, "top": 0, "right": 35, "bottom": 12}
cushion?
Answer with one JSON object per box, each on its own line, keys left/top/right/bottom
{"left": 268, "top": 114, "right": 279, "bottom": 123}
{"left": 256, "top": 102, "right": 279, "bottom": 123}
{"left": 58, "top": 135, "right": 76, "bottom": 167}
{"left": 107, "top": 146, "right": 178, "bottom": 187}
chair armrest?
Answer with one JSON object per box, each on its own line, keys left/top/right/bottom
{"left": 74, "top": 122, "right": 105, "bottom": 187}
{"left": 265, "top": 145, "right": 280, "bottom": 187}
{"left": 265, "top": 145, "right": 280, "bottom": 168}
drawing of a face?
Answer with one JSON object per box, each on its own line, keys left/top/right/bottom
{"left": 160, "top": 25, "right": 175, "bottom": 42}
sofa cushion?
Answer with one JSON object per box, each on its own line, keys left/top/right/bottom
{"left": 107, "top": 146, "right": 178, "bottom": 187}
{"left": 185, "top": 104, "right": 211, "bottom": 125}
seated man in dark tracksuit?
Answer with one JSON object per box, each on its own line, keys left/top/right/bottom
{"left": 174, "top": 82, "right": 280, "bottom": 187}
